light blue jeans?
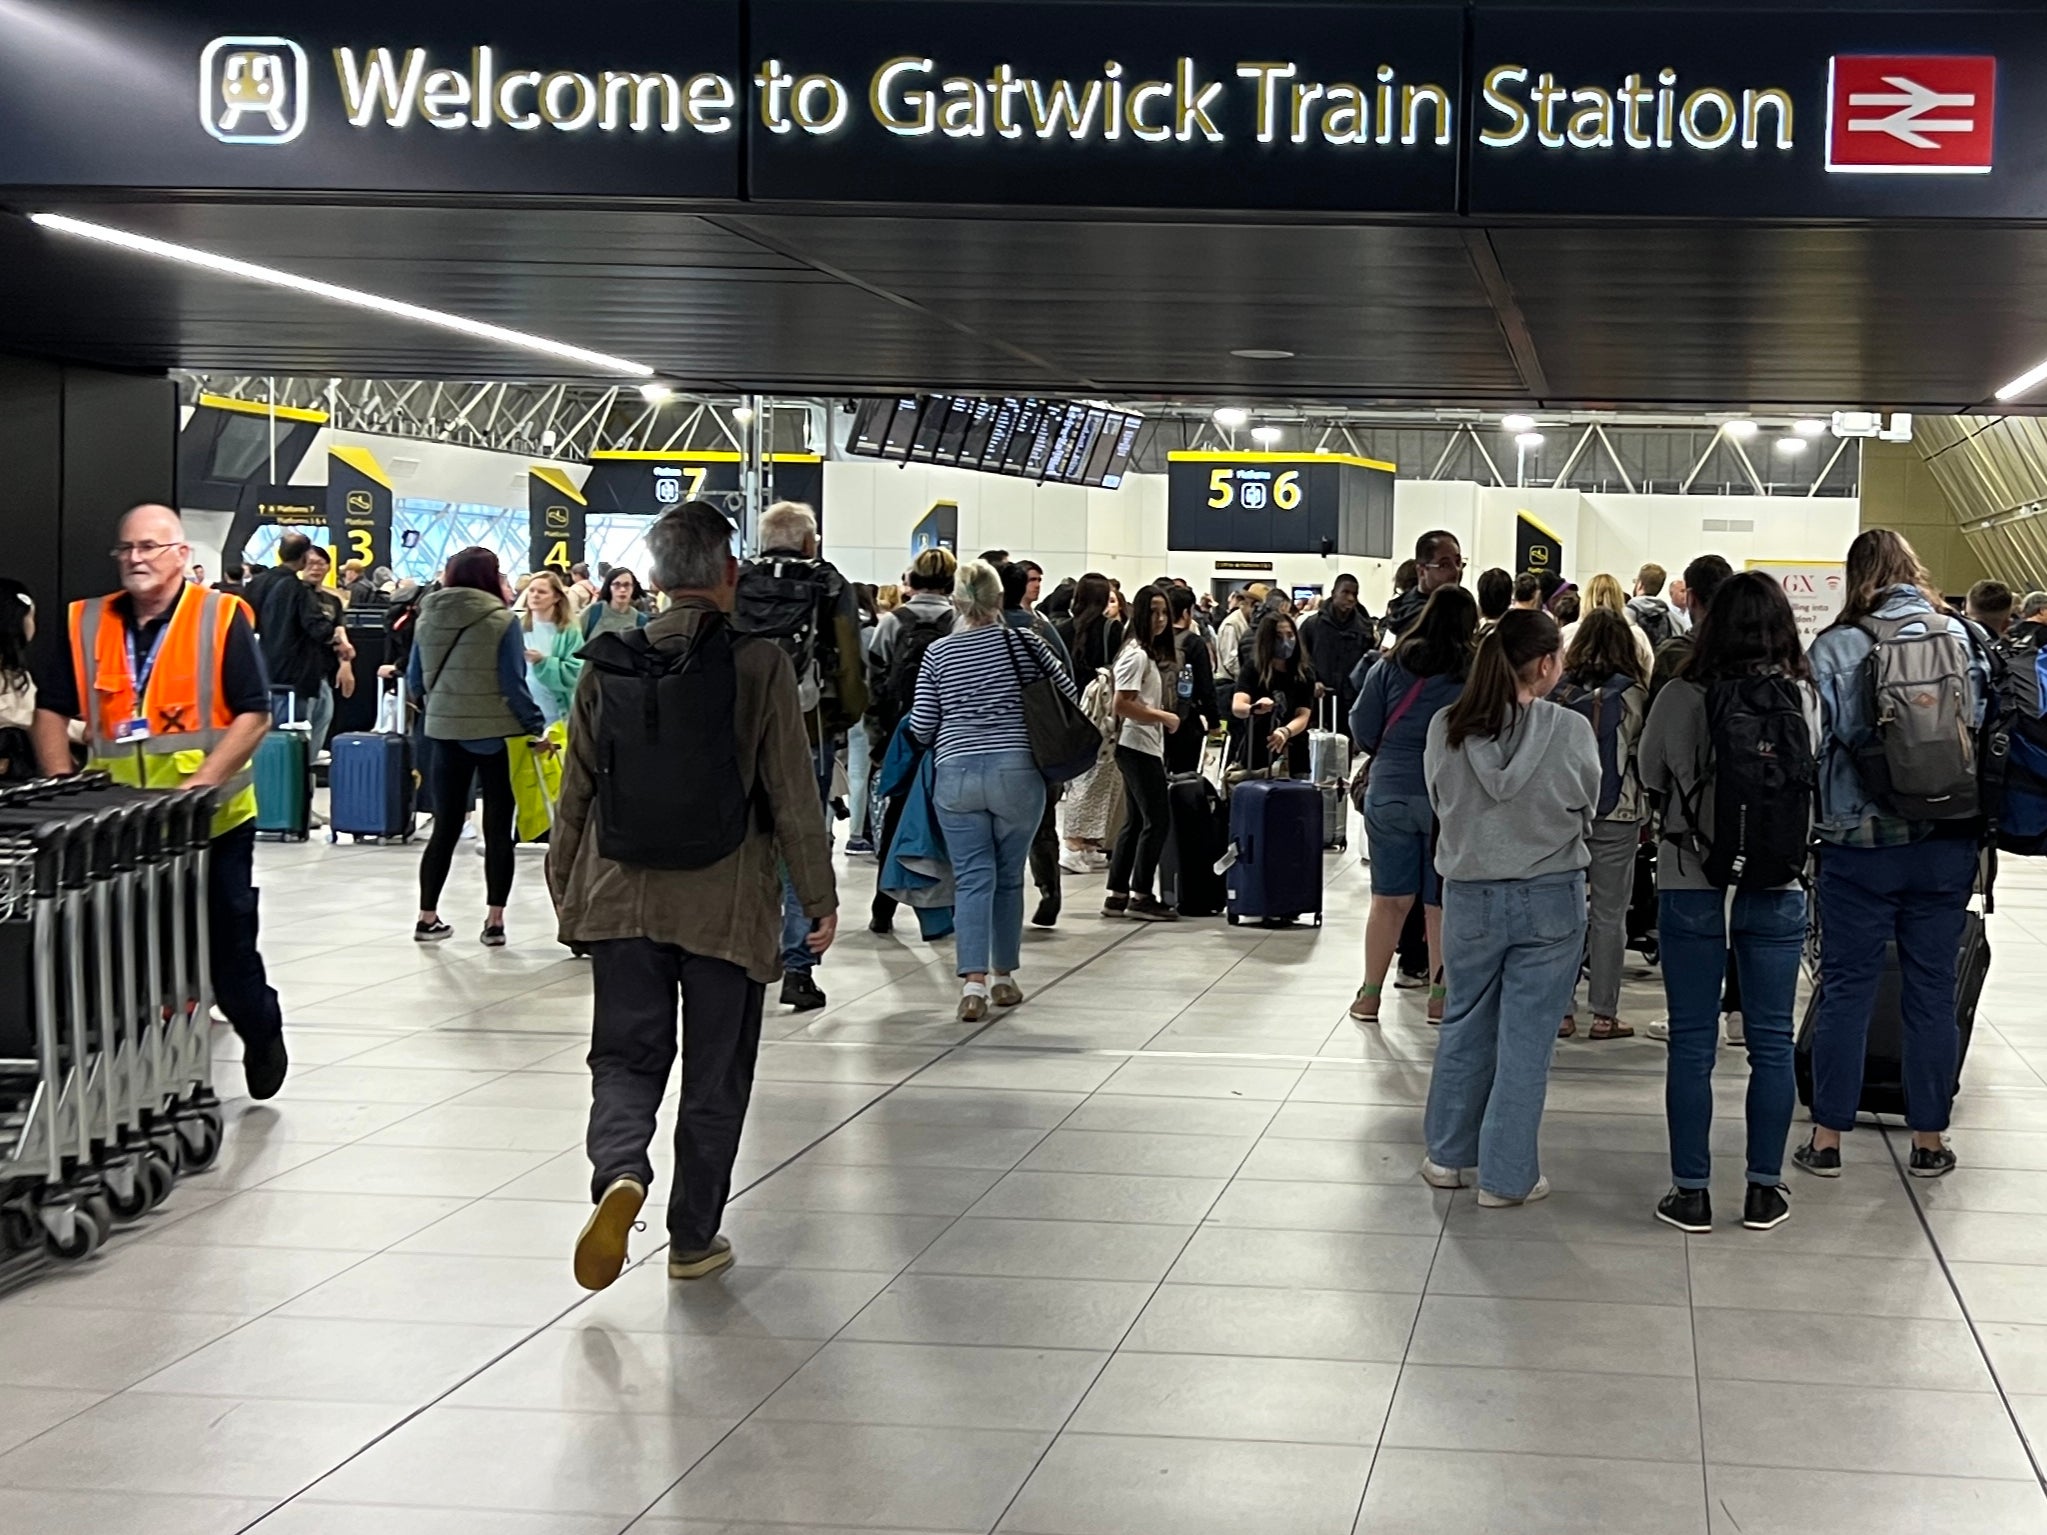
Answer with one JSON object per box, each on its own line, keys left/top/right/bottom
{"left": 1424, "top": 871, "right": 1588, "bottom": 1201}
{"left": 846, "top": 723, "right": 874, "bottom": 842}
{"left": 933, "top": 749, "right": 1046, "bottom": 977}
{"left": 780, "top": 735, "right": 836, "bottom": 976}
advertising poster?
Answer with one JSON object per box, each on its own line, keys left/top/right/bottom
{"left": 1749, "top": 558, "right": 1847, "bottom": 641}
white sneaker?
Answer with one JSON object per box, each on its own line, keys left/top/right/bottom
{"left": 1478, "top": 1176, "right": 1551, "bottom": 1208}
{"left": 1058, "top": 850, "right": 1094, "bottom": 875}
{"left": 1645, "top": 1018, "right": 1671, "bottom": 1042}
{"left": 1723, "top": 1011, "right": 1745, "bottom": 1045}
{"left": 459, "top": 819, "right": 479, "bottom": 842}
{"left": 1419, "top": 1159, "right": 1469, "bottom": 1189}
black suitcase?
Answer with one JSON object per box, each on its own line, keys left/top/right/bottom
{"left": 1626, "top": 836, "right": 1660, "bottom": 963}
{"left": 1160, "top": 773, "right": 1228, "bottom": 917}
{"left": 1794, "top": 913, "right": 1987, "bottom": 1119}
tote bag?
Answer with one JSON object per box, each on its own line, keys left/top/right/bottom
{"left": 1001, "top": 629, "right": 1101, "bottom": 783}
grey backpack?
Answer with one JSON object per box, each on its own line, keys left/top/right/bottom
{"left": 1853, "top": 615, "right": 1979, "bottom": 821}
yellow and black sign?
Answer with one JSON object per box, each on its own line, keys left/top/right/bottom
{"left": 528, "top": 466, "right": 588, "bottom": 574}
{"left": 1165, "top": 451, "right": 1394, "bottom": 557}
{"left": 327, "top": 445, "right": 393, "bottom": 574}
{"left": 1514, "top": 510, "right": 1564, "bottom": 580}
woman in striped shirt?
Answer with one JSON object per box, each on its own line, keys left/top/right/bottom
{"left": 909, "top": 560, "right": 1079, "bottom": 1022}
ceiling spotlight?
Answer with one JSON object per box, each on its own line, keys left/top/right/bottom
{"left": 1775, "top": 436, "right": 1809, "bottom": 456}
{"left": 1501, "top": 413, "right": 1537, "bottom": 434}
{"left": 1213, "top": 406, "right": 1249, "bottom": 430}
{"left": 1230, "top": 348, "right": 1296, "bottom": 360}
{"left": 1515, "top": 431, "right": 1545, "bottom": 449}
{"left": 30, "top": 211, "right": 654, "bottom": 377}
{"left": 1251, "top": 426, "right": 1284, "bottom": 446}
{"left": 1723, "top": 418, "right": 1759, "bottom": 438}
{"left": 1793, "top": 418, "right": 1828, "bottom": 437}
{"left": 639, "top": 383, "right": 674, "bottom": 404}
{"left": 732, "top": 405, "right": 757, "bottom": 425}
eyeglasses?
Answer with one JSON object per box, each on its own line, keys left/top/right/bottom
{"left": 1425, "top": 559, "right": 1467, "bottom": 573}
{"left": 110, "top": 540, "right": 187, "bottom": 559}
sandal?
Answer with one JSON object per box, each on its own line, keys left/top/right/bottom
{"left": 1427, "top": 984, "right": 1447, "bottom": 1025}
{"left": 1588, "top": 1016, "right": 1635, "bottom": 1041}
{"left": 1350, "top": 983, "right": 1382, "bottom": 1023}
{"left": 1558, "top": 1016, "right": 1578, "bottom": 1039}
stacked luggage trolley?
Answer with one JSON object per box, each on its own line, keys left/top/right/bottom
{"left": 0, "top": 772, "right": 224, "bottom": 1279}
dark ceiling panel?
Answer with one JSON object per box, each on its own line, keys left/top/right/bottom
{"left": 1489, "top": 225, "right": 2047, "bottom": 412}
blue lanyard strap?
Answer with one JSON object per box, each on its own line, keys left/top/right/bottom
{"left": 127, "top": 620, "right": 171, "bottom": 717}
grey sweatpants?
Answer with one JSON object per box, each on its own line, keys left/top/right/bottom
{"left": 1583, "top": 819, "right": 1641, "bottom": 1019}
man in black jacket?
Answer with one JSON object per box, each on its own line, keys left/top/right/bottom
{"left": 1382, "top": 530, "right": 1464, "bottom": 643}
{"left": 1299, "top": 573, "right": 1375, "bottom": 725}
{"left": 248, "top": 532, "right": 341, "bottom": 750}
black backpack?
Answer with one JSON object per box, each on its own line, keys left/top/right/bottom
{"left": 733, "top": 556, "right": 840, "bottom": 718}
{"left": 877, "top": 607, "right": 954, "bottom": 735}
{"left": 1632, "top": 602, "right": 1675, "bottom": 651}
{"left": 1549, "top": 674, "right": 1632, "bottom": 818}
{"left": 1674, "top": 675, "right": 1816, "bottom": 890}
{"left": 582, "top": 617, "right": 768, "bottom": 870}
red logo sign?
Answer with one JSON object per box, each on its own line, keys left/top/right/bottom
{"left": 1827, "top": 55, "right": 1996, "bottom": 175}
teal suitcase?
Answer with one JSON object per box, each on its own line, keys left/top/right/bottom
{"left": 255, "top": 692, "right": 311, "bottom": 841}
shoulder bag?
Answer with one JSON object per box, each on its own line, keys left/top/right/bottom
{"left": 1348, "top": 674, "right": 1428, "bottom": 813}
{"left": 1002, "top": 628, "right": 1101, "bottom": 783}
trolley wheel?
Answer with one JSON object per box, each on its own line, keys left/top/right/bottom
{"left": 1226, "top": 913, "right": 1240, "bottom": 925}
{"left": 180, "top": 1112, "right": 223, "bottom": 1173}
{"left": 1313, "top": 913, "right": 1324, "bottom": 928}
{"left": 104, "top": 1166, "right": 152, "bottom": 1223}
{"left": 82, "top": 1193, "right": 114, "bottom": 1239}
{"left": 143, "top": 1151, "right": 177, "bottom": 1210}
{"left": 44, "top": 1206, "right": 102, "bottom": 1264}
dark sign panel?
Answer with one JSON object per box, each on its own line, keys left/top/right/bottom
{"left": 1515, "top": 510, "right": 1564, "bottom": 580}
{"left": 849, "top": 395, "right": 1141, "bottom": 488}
{"left": 579, "top": 452, "right": 826, "bottom": 540}
{"left": 0, "top": 0, "right": 742, "bottom": 197}
{"left": 327, "top": 447, "right": 392, "bottom": 574}
{"left": 1166, "top": 453, "right": 1393, "bottom": 558}
{"left": 529, "top": 467, "right": 588, "bottom": 575}
{"left": 748, "top": 0, "right": 1463, "bottom": 212}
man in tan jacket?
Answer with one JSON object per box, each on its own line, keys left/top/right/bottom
{"left": 552, "top": 501, "right": 838, "bottom": 1290}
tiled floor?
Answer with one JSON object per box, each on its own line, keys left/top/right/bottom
{"left": 4, "top": 817, "right": 2047, "bottom": 1534}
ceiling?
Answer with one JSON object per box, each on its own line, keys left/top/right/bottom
{"left": 2, "top": 197, "right": 2043, "bottom": 412}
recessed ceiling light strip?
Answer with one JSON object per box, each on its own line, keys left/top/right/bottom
{"left": 29, "top": 211, "right": 653, "bottom": 378}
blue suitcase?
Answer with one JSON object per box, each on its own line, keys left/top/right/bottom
{"left": 329, "top": 680, "right": 415, "bottom": 841}
{"left": 1226, "top": 777, "right": 1323, "bottom": 926}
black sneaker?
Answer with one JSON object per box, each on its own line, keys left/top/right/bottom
{"left": 1743, "top": 1182, "right": 1792, "bottom": 1231}
{"left": 1655, "top": 1186, "right": 1712, "bottom": 1234}
{"left": 414, "top": 920, "right": 453, "bottom": 943}
{"left": 868, "top": 909, "right": 894, "bottom": 935}
{"left": 781, "top": 972, "right": 827, "bottom": 1012}
{"left": 1101, "top": 893, "right": 1130, "bottom": 919}
{"left": 1792, "top": 1136, "right": 1842, "bottom": 1178}
{"left": 1127, "top": 896, "right": 1179, "bottom": 923}
{"left": 1909, "top": 1142, "right": 1958, "bottom": 1179}
{"left": 242, "top": 1032, "right": 289, "bottom": 1101}
{"left": 480, "top": 924, "right": 507, "bottom": 948}
{"left": 1031, "top": 897, "right": 1060, "bottom": 929}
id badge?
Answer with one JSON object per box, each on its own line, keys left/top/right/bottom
{"left": 113, "top": 717, "right": 151, "bottom": 744}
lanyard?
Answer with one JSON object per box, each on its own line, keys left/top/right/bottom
{"left": 126, "top": 619, "right": 171, "bottom": 720}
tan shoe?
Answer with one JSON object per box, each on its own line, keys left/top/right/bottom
{"left": 958, "top": 992, "right": 989, "bottom": 1023}
{"left": 668, "top": 1234, "right": 733, "bottom": 1280}
{"left": 990, "top": 977, "right": 1024, "bottom": 1008}
{"left": 573, "top": 1175, "right": 645, "bottom": 1292}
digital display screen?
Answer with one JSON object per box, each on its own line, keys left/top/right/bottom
{"left": 847, "top": 395, "right": 1139, "bottom": 488}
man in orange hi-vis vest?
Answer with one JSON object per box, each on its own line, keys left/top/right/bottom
{"left": 30, "top": 504, "right": 289, "bottom": 1098}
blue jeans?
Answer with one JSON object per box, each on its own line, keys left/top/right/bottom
{"left": 780, "top": 734, "right": 836, "bottom": 976}
{"left": 1659, "top": 888, "right": 1806, "bottom": 1189}
{"left": 1809, "top": 838, "right": 1976, "bottom": 1134}
{"left": 932, "top": 750, "right": 1046, "bottom": 977}
{"left": 1424, "top": 872, "right": 1586, "bottom": 1200}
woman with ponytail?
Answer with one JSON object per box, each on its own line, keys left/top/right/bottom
{"left": 1419, "top": 610, "right": 1601, "bottom": 1207}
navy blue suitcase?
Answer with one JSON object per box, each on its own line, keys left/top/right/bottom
{"left": 328, "top": 685, "right": 414, "bottom": 841}
{"left": 1225, "top": 777, "right": 1323, "bottom": 926}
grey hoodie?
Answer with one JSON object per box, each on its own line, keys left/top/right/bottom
{"left": 1425, "top": 700, "right": 1601, "bottom": 883}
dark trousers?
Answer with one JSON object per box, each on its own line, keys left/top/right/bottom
{"left": 208, "top": 821, "right": 283, "bottom": 1047}
{"left": 418, "top": 742, "right": 515, "bottom": 910}
{"left": 584, "top": 937, "right": 766, "bottom": 1249}
{"left": 870, "top": 787, "right": 911, "bottom": 925}
{"left": 1109, "top": 746, "right": 1171, "bottom": 900}
{"left": 1028, "top": 790, "right": 1062, "bottom": 905}
{"left": 1809, "top": 838, "right": 1976, "bottom": 1134}
{"left": 1398, "top": 900, "right": 1429, "bottom": 977}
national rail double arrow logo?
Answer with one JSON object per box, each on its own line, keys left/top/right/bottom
{"left": 1826, "top": 55, "right": 1996, "bottom": 175}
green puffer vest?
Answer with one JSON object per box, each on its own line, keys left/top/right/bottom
{"left": 414, "top": 586, "right": 521, "bottom": 741}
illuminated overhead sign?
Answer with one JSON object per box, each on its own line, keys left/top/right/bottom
{"left": 0, "top": 2, "right": 2043, "bottom": 217}
{"left": 1166, "top": 452, "right": 1395, "bottom": 559}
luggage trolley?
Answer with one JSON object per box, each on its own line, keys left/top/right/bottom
{"left": 0, "top": 775, "right": 224, "bottom": 1281}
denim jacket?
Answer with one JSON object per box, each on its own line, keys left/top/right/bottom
{"left": 1806, "top": 585, "right": 1990, "bottom": 847}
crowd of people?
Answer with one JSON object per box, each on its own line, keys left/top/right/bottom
{"left": 5, "top": 498, "right": 2030, "bottom": 1286}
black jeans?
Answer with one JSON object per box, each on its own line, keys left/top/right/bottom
{"left": 584, "top": 937, "right": 766, "bottom": 1250}
{"left": 869, "top": 787, "right": 910, "bottom": 925}
{"left": 1109, "top": 745, "right": 1171, "bottom": 900}
{"left": 1028, "top": 788, "right": 1062, "bottom": 904}
{"left": 418, "top": 742, "right": 516, "bottom": 910}
{"left": 208, "top": 821, "right": 284, "bottom": 1047}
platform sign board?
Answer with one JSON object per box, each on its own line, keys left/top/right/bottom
{"left": 581, "top": 453, "right": 825, "bottom": 541}
{"left": 327, "top": 445, "right": 392, "bottom": 575}
{"left": 529, "top": 467, "right": 588, "bottom": 575}
{"left": 911, "top": 500, "right": 959, "bottom": 556}
{"left": 1749, "top": 558, "right": 1847, "bottom": 641}
{"left": 1167, "top": 453, "right": 1393, "bottom": 558}
{"left": 1515, "top": 510, "right": 1564, "bottom": 582}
